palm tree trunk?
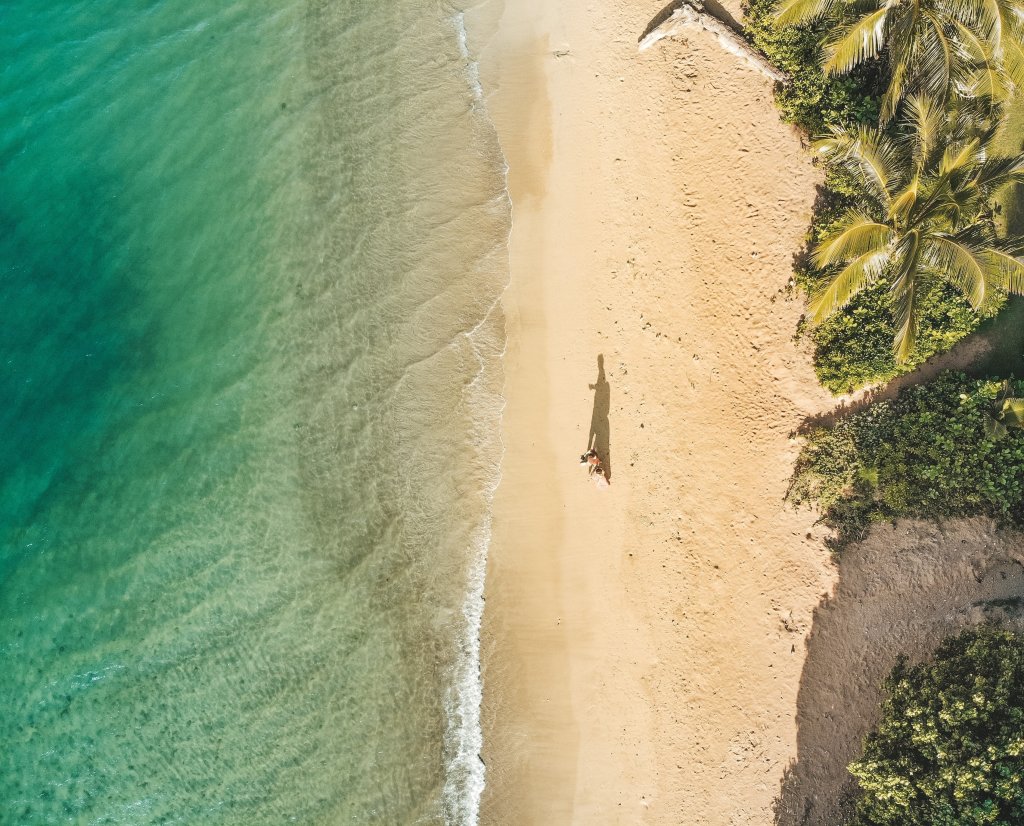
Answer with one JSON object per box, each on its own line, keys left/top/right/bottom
{"left": 639, "top": 0, "right": 788, "bottom": 85}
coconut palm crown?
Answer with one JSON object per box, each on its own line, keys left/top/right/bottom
{"left": 807, "top": 95, "right": 1024, "bottom": 361}
{"left": 775, "top": 0, "right": 1024, "bottom": 120}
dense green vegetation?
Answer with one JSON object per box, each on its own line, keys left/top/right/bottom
{"left": 806, "top": 276, "right": 993, "bottom": 393}
{"left": 744, "top": 0, "right": 881, "bottom": 134}
{"left": 788, "top": 373, "right": 1024, "bottom": 547}
{"left": 805, "top": 98, "right": 1024, "bottom": 363}
{"left": 744, "top": 0, "right": 1024, "bottom": 391}
{"left": 743, "top": 1, "right": 1024, "bottom": 820}
{"left": 775, "top": 0, "right": 1024, "bottom": 122}
{"left": 849, "top": 628, "right": 1024, "bottom": 826}
{"left": 796, "top": 165, "right": 997, "bottom": 392}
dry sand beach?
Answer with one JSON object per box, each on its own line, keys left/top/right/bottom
{"left": 471, "top": 0, "right": 1024, "bottom": 823}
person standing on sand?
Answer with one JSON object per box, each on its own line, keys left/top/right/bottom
{"left": 579, "top": 448, "right": 609, "bottom": 486}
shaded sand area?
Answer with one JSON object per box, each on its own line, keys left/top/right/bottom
{"left": 471, "top": 0, "right": 1024, "bottom": 823}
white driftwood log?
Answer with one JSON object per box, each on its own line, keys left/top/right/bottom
{"left": 639, "top": 0, "right": 789, "bottom": 85}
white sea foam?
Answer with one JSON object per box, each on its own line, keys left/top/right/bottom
{"left": 454, "top": 11, "right": 485, "bottom": 107}
{"left": 441, "top": 10, "right": 513, "bottom": 825}
{"left": 441, "top": 297, "right": 505, "bottom": 826}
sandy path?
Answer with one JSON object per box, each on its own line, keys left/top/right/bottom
{"left": 471, "top": 0, "right": 1024, "bottom": 823}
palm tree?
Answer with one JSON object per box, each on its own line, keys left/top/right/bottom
{"left": 775, "top": 0, "right": 1024, "bottom": 120}
{"left": 806, "top": 95, "right": 1024, "bottom": 361}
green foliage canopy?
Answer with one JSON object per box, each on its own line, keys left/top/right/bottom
{"left": 850, "top": 627, "right": 1024, "bottom": 826}
{"left": 774, "top": 0, "right": 1024, "bottom": 121}
{"left": 744, "top": 0, "right": 1010, "bottom": 390}
{"left": 744, "top": 0, "right": 882, "bottom": 133}
{"left": 807, "top": 97, "right": 1024, "bottom": 362}
{"left": 798, "top": 166, "right": 998, "bottom": 392}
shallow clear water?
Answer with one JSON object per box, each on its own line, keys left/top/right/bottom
{"left": 0, "top": 1, "right": 507, "bottom": 822}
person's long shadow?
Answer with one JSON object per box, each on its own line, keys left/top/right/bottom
{"left": 588, "top": 354, "right": 611, "bottom": 480}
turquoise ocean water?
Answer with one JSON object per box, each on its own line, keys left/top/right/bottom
{"left": 1, "top": 1, "right": 508, "bottom": 822}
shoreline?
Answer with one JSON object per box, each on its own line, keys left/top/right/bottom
{"left": 472, "top": 0, "right": 586, "bottom": 816}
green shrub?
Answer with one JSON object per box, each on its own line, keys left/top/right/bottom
{"left": 743, "top": 0, "right": 882, "bottom": 133}
{"left": 794, "top": 153, "right": 1006, "bottom": 392}
{"left": 806, "top": 278, "right": 997, "bottom": 395}
{"left": 789, "top": 373, "right": 1024, "bottom": 547}
{"left": 850, "top": 628, "right": 1024, "bottom": 826}
{"left": 794, "top": 168, "right": 998, "bottom": 393}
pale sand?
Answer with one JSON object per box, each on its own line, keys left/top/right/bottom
{"left": 470, "top": 0, "right": 1024, "bottom": 824}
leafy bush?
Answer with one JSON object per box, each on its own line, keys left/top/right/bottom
{"left": 850, "top": 627, "right": 1024, "bottom": 826}
{"left": 789, "top": 373, "right": 1024, "bottom": 547}
{"left": 798, "top": 166, "right": 999, "bottom": 391}
{"left": 804, "top": 275, "right": 998, "bottom": 395}
{"left": 794, "top": 164, "right": 1003, "bottom": 393}
{"left": 743, "top": 0, "right": 882, "bottom": 133}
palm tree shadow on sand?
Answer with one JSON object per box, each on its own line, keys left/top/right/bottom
{"left": 588, "top": 354, "right": 611, "bottom": 481}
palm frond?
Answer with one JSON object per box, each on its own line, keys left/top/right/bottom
{"left": 813, "top": 126, "right": 901, "bottom": 206}
{"left": 774, "top": 0, "right": 840, "bottom": 26}
{"left": 952, "top": 96, "right": 1004, "bottom": 140}
{"left": 902, "top": 95, "right": 944, "bottom": 168}
{"left": 980, "top": 0, "right": 1024, "bottom": 76}
{"left": 888, "top": 178, "right": 920, "bottom": 225}
{"left": 940, "top": 137, "right": 982, "bottom": 176}
{"left": 964, "top": 57, "right": 1014, "bottom": 101}
{"left": 813, "top": 213, "right": 894, "bottom": 267}
{"left": 981, "top": 247, "right": 1024, "bottom": 293}
{"left": 891, "top": 279, "right": 920, "bottom": 362}
{"left": 916, "top": 11, "right": 955, "bottom": 99}
{"left": 995, "top": 234, "right": 1024, "bottom": 256}
{"left": 972, "top": 0, "right": 1007, "bottom": 43}
{"left": 953, "top": 13, "right": 993, "bottom": 61}
{"left": 955, "top": 15, "right": 1015, "bottom": 100}
{"left": 997, "top": 30, "right": 1024, "bottom": 87}
{"left": 879, "top": 9, "right": 918, "bottom": 121}
{"left": 823, "top": 8, "right": 890, "bottom": 76}
{"left": 924, "top": 234, "right": 991, "bottom": 307}
{"left": 807, "top": 248, "right": 890, "bottom": 321}
{"left": 889, "top": 230, "right": 923, "bottom": 361}
{"left": 973, "top": 153, "right": 1024, "bottom": 193}
{"left": 880, "top": 72, "right": 908, "bottom": 124}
